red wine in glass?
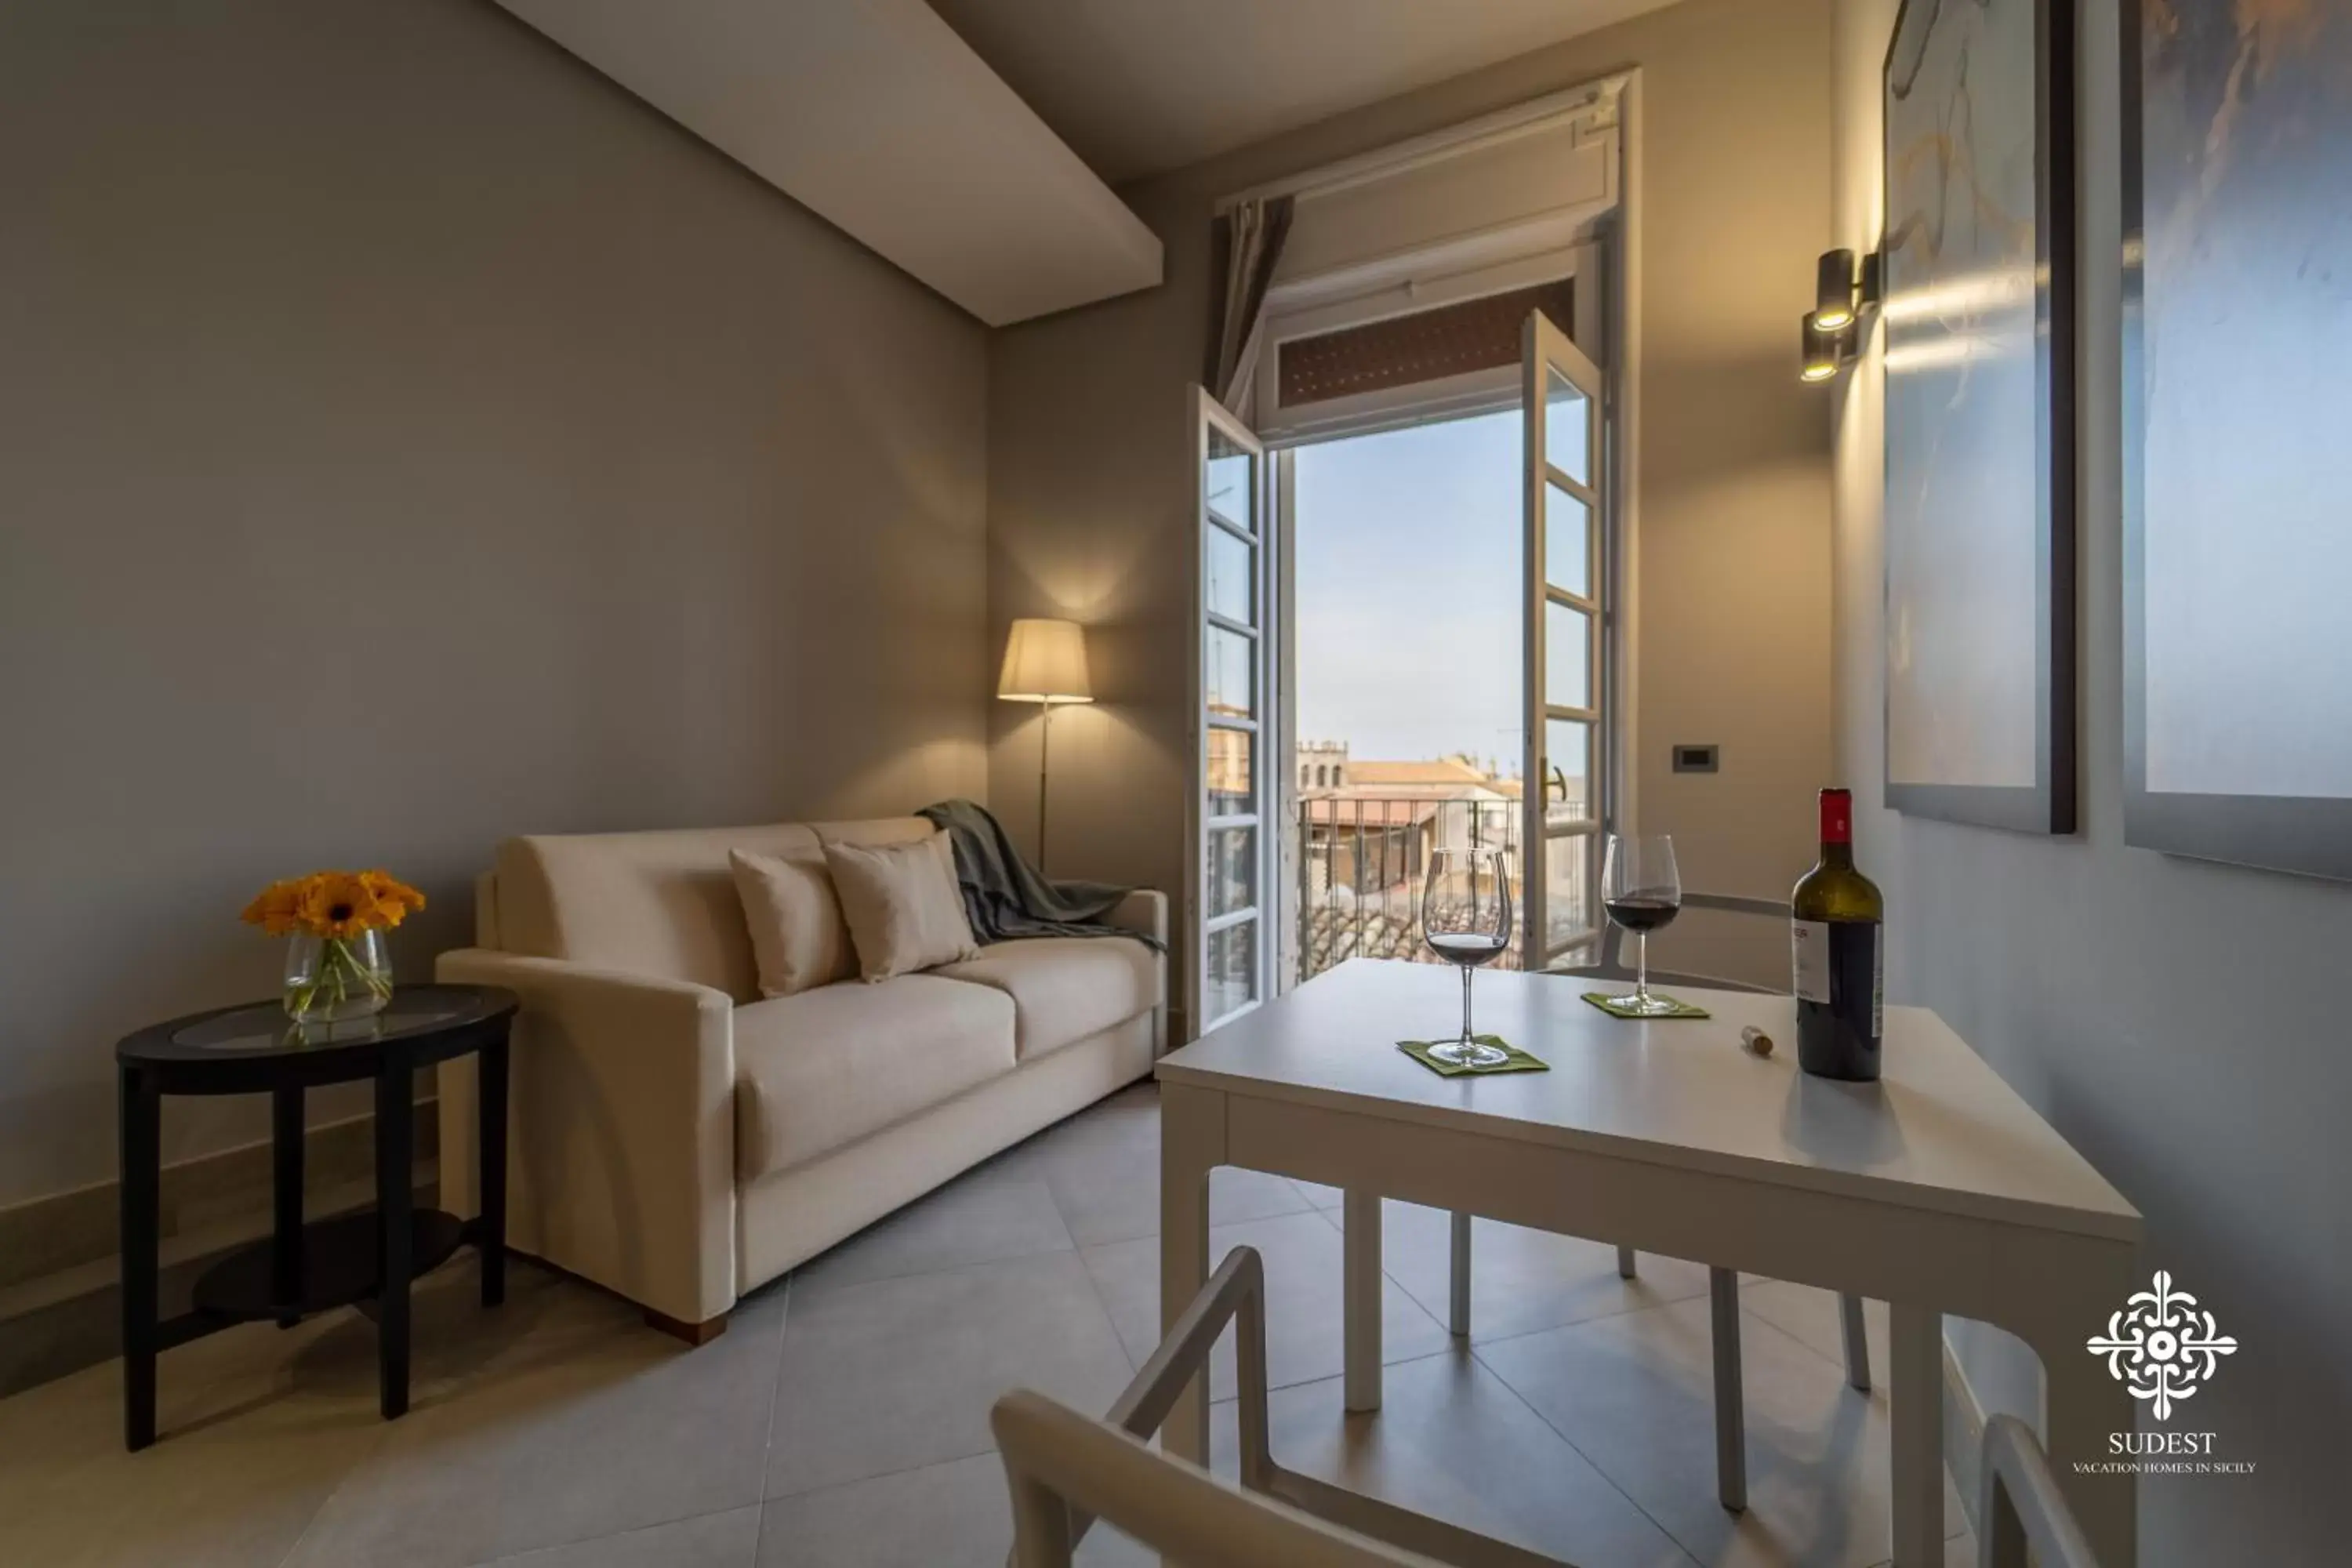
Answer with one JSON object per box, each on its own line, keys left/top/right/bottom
{"left": 1420, "top": 847, "right": 1513, "bottom": 1067}
{"left": 1600, "top": 835, "right": 1682, "bottom": 1014}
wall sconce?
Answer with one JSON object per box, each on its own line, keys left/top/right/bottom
{"left": 1800, "top": 312, "right": 1848, "bottom": 383}
{"left": 1814, "top": 249, "right": 1859, "bottom": 331}
{"left": 1798, "top": 247, "right": 1881, "bottom": 383}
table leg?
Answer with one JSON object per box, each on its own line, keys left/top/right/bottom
{"left": 375, "top": 1065, "right": 413, "bottom": 1421}
{"left": 272, "top": 1085, "right": 304, "bottom": 1327}
{"left": 477, "top": 1033, "right": 508, "bottom": 1308}
{"left": 1889, "top": 1303, "right": 1944, "bottom": 1566}
{"left": 118, "top": 1065, "right": 161, "bottom": 1452}
{"left": 1447, "top": 1211, "right": 1472, "bottom": 1338}
{"left": 1839, "top": 1292, "right": 1872, "bottom": 1392}
{"left": 1158, "top": 1083, "right": 1217, "bottom": 1471}
{"left": 1709, "top": 1267, "right": 1747, "bottom": 1512}
{"left": 1343, "top": 1189, "right": 1381, "bottom": 1413}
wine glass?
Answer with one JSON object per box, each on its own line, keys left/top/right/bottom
{"left": 1601, "top": 833, "right": 1682, "bottom": 1015}
{"left": 1420, "top": 845, "right": 1513, "bottom": 1068}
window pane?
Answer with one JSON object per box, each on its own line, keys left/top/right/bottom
{"left": 1210, "top": 826, "right": 1257, "bottom": 916}
{"left": 1545, "top": 832, "right": 1593, "bottom": 952}
{"left": 1206, "top": 917, "right": 1258, "bottom": 1023}
{"left": 1207, "top": 726, "right": 1255, "bottom": 815}
{"left": 1545, "top": 601, "right": 1591, "bottom": 711}
{"left": 1206, "top": 626, "right": 1254, "bottom": 719}
{"left": 1544, "top": 367, "right": 1589, "bottom": 484}
{"left": 1546, "top": 481, "right": 1590, "bottom": 599}
{"left": 1206, "top": 429, "right": 1256, "bottom": 536}
{"left": 1544, "top": 717, "right": 1593, "bottom": 826}
{"left": 1207, "top": 523, "right": 1254, "bottom": 626}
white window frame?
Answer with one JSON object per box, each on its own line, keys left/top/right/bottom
{"left": 1191, "top": 387, "right": 1276, "bottom": 1036}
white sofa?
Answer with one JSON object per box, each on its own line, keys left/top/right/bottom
{"left": 434, "top": 817, "right": 1164, "bottom": 1341}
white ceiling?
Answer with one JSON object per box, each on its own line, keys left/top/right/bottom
{"left": 925, "top": 0, "right": 1683, "bottom": 183}
{"left": 497, "top": 0, "right": 1160, "bottom": 325}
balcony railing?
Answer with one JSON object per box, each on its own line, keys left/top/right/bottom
{"left": 1295, "top": 796, "right": 1523, "bottom": 983}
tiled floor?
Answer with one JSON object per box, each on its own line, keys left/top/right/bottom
{"left": 0, "top": 1083, "right": 1971, "bottom": 1567}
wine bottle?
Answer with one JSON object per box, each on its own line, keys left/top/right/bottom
{"left": 1790, "top": 788, "right": 1884, "bottom": 1080}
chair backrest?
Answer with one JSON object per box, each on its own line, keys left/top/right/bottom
{"left": 993, "top": 1247, "right": 1559, "bottom": 1568}
{"left": 1977, "top": 1414, "right": 2103, "bottom": 1568}
{"left": 1569, "top": 891, "right": 1791, "bottom": 995}
{"left": 488, "top": 817, "right": 933, "bottom": 1000}
{"left": 991, "top": 1391, "right": 1438, "bottom": 1568}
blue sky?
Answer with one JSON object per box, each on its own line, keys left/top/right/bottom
{"left": 1294, "top": 408, "right": 1525, "bottom": 774}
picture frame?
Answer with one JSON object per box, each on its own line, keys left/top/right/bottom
{"left": 1879, "top": 0, "right": 2077, "bottom": 834}
{"left": 2121, "top": 0, "right": 2352, "bottom": 882}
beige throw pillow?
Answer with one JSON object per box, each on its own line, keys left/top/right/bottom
{"left": 824, "top": 833, "right": 979, "bottom": 982}
{"left": 730, "top": 846, "right": 858, "bottom": 998}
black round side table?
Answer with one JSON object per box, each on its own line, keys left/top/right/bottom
{"left": 114, "top": 983, "right": 517, "bottom": 1450}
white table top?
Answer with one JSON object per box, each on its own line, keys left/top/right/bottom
{"left": 1158, "top": 960, "right": 2140, "bottom": 1243}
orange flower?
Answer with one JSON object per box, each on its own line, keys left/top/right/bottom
{"left": 358, "top": 869, "right": 426, "bottom": 926}
{"left": 240, "top": 878, "right": 309, "bottom": 938}
{"left": 246, "top": 868, "right": 425, "bottom": 938}
{"left": 295, "top": 872, "right": 390, "bottom": 940}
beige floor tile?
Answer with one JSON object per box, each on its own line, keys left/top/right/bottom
{"left": 1291, "top": 1178, "right": 1348, "bottom": 1210}
{"left": 282, "top": 1269, "right": 789, "bottom": 1568}
{"left": 989, "top": 1085, "right": 1309, "bottom": 1246}
{"left": 474, "top": 1505, "right": 762, "bottom": 1567}
{"left": 0, "top": 1334, "right": 390, "bottom": 1568}
{"left": 790, "top": 1173, "right": 1073, "bottom": 1298}
{"left": 0, "top": 1254, "right": 596, "bottom": 1568}
{"left": 1475, "top": 1298, "right": 1965, "bottom": 1568}
{"left": 1207, "top": 1352, "right": 1700, "bottom": 1568}
{"left": 1372, "top": 1200, "right": 1715, "bottom": 1343}
{"left": 764, "top": 1250, "right": 1133, "bottom": 1500}
{"left": 1739, "top": 1281, "right": 1889, "bottom": 1389}
{"left": 1079, "top": 1209, "right": 1450, "bottom": 1402}
{"left": 757, "top": 1452, "right": 1149, "bottom": 1567}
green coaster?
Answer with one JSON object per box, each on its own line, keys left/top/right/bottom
{"left": 1581, "top": 991, "right": 1711, "bottom": 1020}
{"left": 1397, "top": 1034, "right": 1550, "bottom": 1077}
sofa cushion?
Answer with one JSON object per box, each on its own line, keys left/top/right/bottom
{"left": 731, "top": 846, "right": 858, "bottom": 997}
{"left": 492, "top": 818, "right": 934, "bottom": 1002}
{"left": 823, "top": 833, "right": 979, "bottom": 982}
{"left": 931, "top": 937, "right": 1160, "bottom": 1060}
{"left": 732, "top": 975, "right": 1016, "bottom": 1179}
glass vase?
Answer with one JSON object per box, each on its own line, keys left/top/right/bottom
{"left": 284, "top": 930, "right": 393, "bottom": 1025}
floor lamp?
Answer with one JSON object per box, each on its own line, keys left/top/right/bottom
{"left": 997, "top": 618, "right": 1092, "bottom": 873}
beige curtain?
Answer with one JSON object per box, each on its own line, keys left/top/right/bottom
{"left": 1204, "top": 194, "right": 1294, "bottom": 421}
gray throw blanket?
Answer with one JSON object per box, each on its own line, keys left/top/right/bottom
{"left": 917, "top": 799, "right": 1163, "bottom": 950}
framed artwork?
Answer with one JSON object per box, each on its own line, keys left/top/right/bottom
{"left": 2123, "top": 1, "right": 2352, "bottom": 881}
{"left": 1881, "top": 0, "right": 2076, "bottom": 833}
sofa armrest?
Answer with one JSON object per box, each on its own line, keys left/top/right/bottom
{"left": 1105, "top": 888, "right": 1167, "bottom": 947}
{"left": 435, "top": 948, "right": 737, "bottom": 1327}
{"left": 1102, "top": 891, "right": 1169, "bottom": 1054}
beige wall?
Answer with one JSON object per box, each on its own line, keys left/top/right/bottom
{"left": 0, "top": 0, "right": 989, "bottom": 1207}
{"left": 987, "top": 0, "right": 1838, "bottom": 1006}
{"left": 1832, "top": 1, "right": 2347, "bottom": 1557}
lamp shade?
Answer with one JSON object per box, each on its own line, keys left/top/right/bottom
{"left": 997, "top": 618, "right": 1092, "bottom": 703}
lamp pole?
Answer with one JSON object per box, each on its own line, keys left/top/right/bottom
{"left": 1036, "top": 699, "right": 1053, "bottom": 874}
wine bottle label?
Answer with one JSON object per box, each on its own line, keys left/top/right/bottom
{"left": 1791, "top": 920, "right": 1831, "bottom": 1004}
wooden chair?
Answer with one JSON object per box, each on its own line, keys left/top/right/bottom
{"left": 1445, "top": 891, "right": 1871, "bottom": 1512}
{"left": 994, "top": 1244, "right": 1567, "bottom": 1567}
{"left": 1977, "top": 1413, "right": 2104, "bottom": 1568}
{"left": 992, "top": 1246, "right": 2100, "bottom": 1568}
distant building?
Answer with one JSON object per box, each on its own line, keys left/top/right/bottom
{"left": 1295, "top": 746, "right": 1521, "bottom": 900}
{"left": 1297, "top": 739, "right": 1348, "bottom": 793}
